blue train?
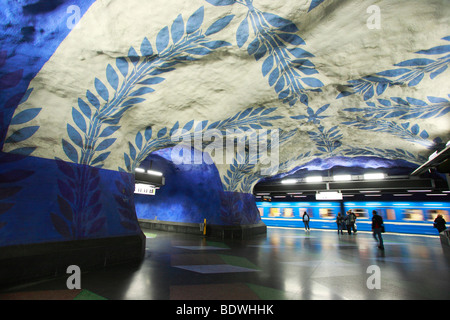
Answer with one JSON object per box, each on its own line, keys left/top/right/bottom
{"left": 256, "top": 201, "right": 450, "bottom": 235}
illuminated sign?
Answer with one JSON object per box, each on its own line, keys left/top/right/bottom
{"left": 316, "top": 192, "right": 343, "bottom": 200}
{"left": 134, "top": 183, "right": 156, "bottom": 195}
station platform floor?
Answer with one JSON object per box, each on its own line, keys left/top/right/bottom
{"left": 0, "top": 227, "right": 449, "bottom": 301}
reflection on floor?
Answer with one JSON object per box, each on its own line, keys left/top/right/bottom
{"left": 1, "top": 227, "right": 449, "bottom": 300}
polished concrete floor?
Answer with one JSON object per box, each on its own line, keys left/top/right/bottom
{"left": 1, "top": 227, "right": 449, "bottom": 300}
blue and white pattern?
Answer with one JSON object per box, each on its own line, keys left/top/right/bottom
{"left": 0, "top": 0, "right": 449, "bottom": 241}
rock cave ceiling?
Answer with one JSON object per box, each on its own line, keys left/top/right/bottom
{"left": 1, "top": 0, "right": 449, "bottom": 193}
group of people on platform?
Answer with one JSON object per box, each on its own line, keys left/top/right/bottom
{"left": 302, "top": 209, "right": 386, "bottom": 250}
{"left": 301, "top": 209, "right": 447, "bottom": 251}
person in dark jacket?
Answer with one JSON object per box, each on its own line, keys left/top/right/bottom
{"left": 336, "top": 212, "right": 344, "bottom": 234}
{"left": 346, "top": 210, "right": 357, "bottom": 234}
{"left": 434, "top": 214, "right": 447, "bottom": 233}
{"left": 372, "top": 210, "right": 384, "bottom": 250}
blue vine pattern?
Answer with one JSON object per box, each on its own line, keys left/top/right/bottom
{"left": 62, "top": 6, "right": 234, "bottom": 167}
{"left": 50, "top": 160, "right": 105, "bottom": 239}
{"left": 206, "top": 0, "right": 324, "bottom": 106}
{"left": 337, "top": 36, "right": 450, "bottom": 101}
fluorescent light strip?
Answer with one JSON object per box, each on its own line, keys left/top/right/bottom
{"left": 135, "top": 168, "right": 145, "bottom": 173}
{"left": 305, "top": 176, "right": 323, "bottom": 183}
{"left": 394, "top": 194, "right": 413, "bottom": 196}
{"left": 363, "top": 173, "right": 385, "bottom": 180}
{"left": 281, "top": 179, "right": 297, "bottom": 184}
{"left": 426, "top": 193, "right": 447, "bottom": 196}
{"left": 147, "top": 170, "right": 163, "bottom": 176}
{"left": 407, "top": 190, "right": 432, "bottom": 192}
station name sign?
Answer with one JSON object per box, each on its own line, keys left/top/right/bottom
{"left": 134, "top": 183, "right": 156, "bottom": 196}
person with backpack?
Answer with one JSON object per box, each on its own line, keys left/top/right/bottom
{"left": 346, "top": 210, "right": 357, "bottom": 234}
{"left": 302, "top": 211, "right": 310, "bottom": 232}
{"left": 372, "top": 210, "right": 384, "bottom": 250}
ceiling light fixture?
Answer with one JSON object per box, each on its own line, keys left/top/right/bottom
{"left": 305, "top": 176, "right": 323, "bottom": 183}
{"left": 363, "top": 173, "right": 385, "bottom": 180}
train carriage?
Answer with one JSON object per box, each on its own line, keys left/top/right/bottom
{"left": 257, "top": 201, "right": 450, "bottom": 235}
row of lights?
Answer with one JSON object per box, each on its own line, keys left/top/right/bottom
{"left": 281, "top": 173, "right": 385, "bottom": 184}
{"left": 256, "top": 191, "right": 450, "bottom": 199}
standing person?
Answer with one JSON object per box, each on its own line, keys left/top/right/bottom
{"left": 302, "top": 211, "right": 310, "bottom": 232}
{"left": 434, "top": 214, "right": 447, "bottom": 233}
{"left": 345, "top": 210, "right": 356, "bottom": 234}
{"left": 372, "top": 210, "right": 384, "bottom": 250}
{"left": 336, "top": 212, "right": 344, "bottom": 234}
{"left": 349, "top": 210, "right": 357, "bottom": 234}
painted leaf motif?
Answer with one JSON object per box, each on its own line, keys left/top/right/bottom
{"left": 10, "top": 108, "right": 41, "bottom": 125}
{"left": 156, "top": 26, "right": 170, "bottom": 53}
{"left": 144, "top": 126, "right": 152, "bottom": 141}
{"left": 62, "top": 139, "right": 79, "bottom": 163}
{"left": 135, "top": 132, "right": 143, "bottom": 150}
{"left": 67, "top": 124, "right": 83, "bottom": 148}
{"left": 72, "top": 107, "right": 86, "bottom": 132}
{"left": 171, "top": 14, "right": 184, "bottom": 44}
{"left": 106, "top": 64, "right": 119, "bottom": 91}
{"left": 308, "top": 0, "right": 325, "bottom": 12}
{"left": 95, "top": 138, "right": 116, "bottom": 151}
{"left": 140, "top": 37, "right": 154, "bottom": 56}
{"left": 95, "top": 78, "right": 109, "bottom": 101}
{"left": 186, "top": 6, "right": 204, "bottom": 34}
{"left": 86, "top": 90, "right": 100, "bottom": 109}
{"left": 99, "top": 126, "right": 120, "bottom": 138}
{"left": 116, "top": 57, "right": 129, "bottom": 77}
{"left": 205, "top": 15, "right": 234, "bottom": 36}
{"left": 91, "top": 152, "right": 111, "bottom": 165}
{"left": 205, "top": 0, "right": 236, "bottom": 5}
{"left": 129, "top": 87, "right": 155, "bottom": 96}
{"left": 416, "top": 45, "right": 450, "bottom": 55}
{"left": 57, "top": 195, "right": 73, "bottom": 221}
{"left": 5, "top": 126, "right": 39, "bottom": 144}
{"left": 236, "top": 17, "right": 249, "bottom": 48}
{"left": 50, "top": 212, "right": 72, "bottom": 238}
{"left": 77, "top": 98, "right": 92, "bottom": 119}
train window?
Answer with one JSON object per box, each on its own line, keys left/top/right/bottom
{"left": 319, "top": 208, "right": 334, "bottom": 219}
{"left": 425, "top": 210, "right": 449, "bottom": 222}
{"left": 386, "top": 209, "right": 396, "bottom": 220}
{"left": 269, "top": 208, "right": 281, "bottom": 217}
{"left": 283, "top": 208, "right": 294, "bottom": 218}
{"left": 402, "top": 209, "right": 423, "bottom": 221}
{"left": 258, "top": 207, "right": 264, "bottom": 217}
{"left": 353, "top": 209, "right": 368, "bottom": 218}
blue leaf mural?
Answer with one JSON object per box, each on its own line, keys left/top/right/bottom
{"left": 338, "top": 36, "right": 450, "bottom": 100}
{"left": 62, "top": 6, "right": 234, "bottom": 167}
{"left": 213, "top": 0, "right": 323, "bottom": 106}
{"left": 51, "top": 160, "right": 106, "bottom": 239}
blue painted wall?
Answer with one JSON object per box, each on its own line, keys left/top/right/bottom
{"left": 135, "top": 147, "right": 261, "bottom": 226}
